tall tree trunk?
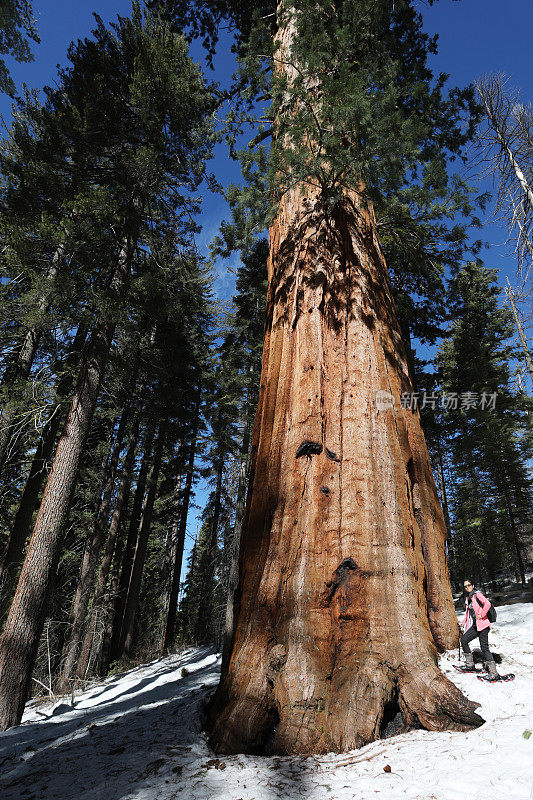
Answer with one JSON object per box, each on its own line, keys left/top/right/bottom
{"left": 160, "top": 478, "right": 182, "bottom": 648}
{"left": 99, "top": 547, "right": 124, "bottom": 674}
{"left": 197, "top": 454, "right": 224, "bottom": 646}
{"left": 77, "top": 411, "right": 141, "bottom": 680}
{"left": 0, "top": 405, "right": 62, "bottom": 623}
{"left": 434, "top": 430, "right": 454, "bottom": 579}
{"left": 499, "top": 473, "right": 526, "bottom": 586}
{"left": 207, "top": 10, "right": 481, "bottom": 755}
{"left": 119, "top": 421, "right": 166, "bottom": 659}
{"left": 506, "top": 285, "right": 533, "bottom": 391}
{"left": 56, "top": 400, "right": 133, "bottom": 692}
{"left": 0, "top": 243, "right": 66, "bottom": 471}
{"left": 107, "top": 417, "right": 156, "bottom": 665}
{"left": 160, "top": 477, "right": 182, "bottom": 648}
{"left": 162, "top": 396, "right": 201, "bottom": 651}
{"left": 0, "top": 231, "right": 135, "bottom": 730}
{"left": 221, "top": 413, "right": 253, "bottom": 677}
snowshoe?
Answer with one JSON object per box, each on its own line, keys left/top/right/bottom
{"left": 453, "top": 663, "right": 479, "bottom": 673}
{"left": 477, "top": 672, "right": 515, "bottom": 682}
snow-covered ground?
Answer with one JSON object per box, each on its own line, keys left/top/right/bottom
{"left": 1, "top": 603, "right": 532, "bottom": 800}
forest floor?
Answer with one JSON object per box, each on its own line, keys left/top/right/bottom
{"left": 0, "top": 602, "right": 532, "bottom": 800}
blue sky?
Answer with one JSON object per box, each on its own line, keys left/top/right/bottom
{"left": 3, "top": 0, "right": 532, "bottom": 299}
{"left": 1, "top": 0, "right": 532, "bottom": 587}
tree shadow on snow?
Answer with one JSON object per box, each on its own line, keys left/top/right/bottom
{"left": 0, "top": 649, "right": 220, "bottom": 800}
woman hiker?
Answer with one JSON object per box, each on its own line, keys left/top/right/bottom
{"left": 458, "top": 579, "right": 501, "bottom": 681}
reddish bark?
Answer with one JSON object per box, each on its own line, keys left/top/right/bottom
{"left": 207, "top": 15, "right": 482, "bottom": 746}
{"left": 208, "top": 185, "right": 484, "bottom": 753}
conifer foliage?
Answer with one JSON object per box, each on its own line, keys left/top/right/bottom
{"left": 0, "top": 4, "right": 214, "bottom": 730}
{"left": 435, "top": 262, "right": 533, "bottom": 587}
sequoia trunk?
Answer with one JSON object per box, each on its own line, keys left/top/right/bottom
{"left": 207, "top": 12, "right": 482, "bottom": 751}
{"left": 208, "top": 186, "right": 483, "bottom": 753}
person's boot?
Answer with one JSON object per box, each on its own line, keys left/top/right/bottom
{"left": 455, "top": 653, "right": 477, "bottom": 672}
{"left": 464, "top": 653, "right": 476, "bottom": 671}
{"left": 485, "top": 661, "right": 500, "bottom": 682}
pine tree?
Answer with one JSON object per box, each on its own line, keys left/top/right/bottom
{"left": 436, "top": 261, "right": 533, "bottom": 587}
{"left": 0, "top": 5, "right": 213, "bottom": 729}
{"left": 0, "top": 0, "right": 39, "bottom": 96}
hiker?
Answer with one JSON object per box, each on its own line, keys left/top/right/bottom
{"left": 459, "top": 579, "right": 500, "bottom": 681}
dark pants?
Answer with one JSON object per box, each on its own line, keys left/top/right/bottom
{"left": 461, "top": 625, "right": 494, "bottom": 663}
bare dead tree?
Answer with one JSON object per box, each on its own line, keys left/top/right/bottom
{"left": 476, "top": 74, "right": 533, "bottom": 290}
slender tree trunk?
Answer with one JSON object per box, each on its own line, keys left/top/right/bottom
{"left": 77, "top": 411, "right": 141, "bottom": 680}
{"left": 221, "top": 413, "right": 253, "bottom": 677}
{"left": 0, "top": 322, "right": 89, "bottom": 604}
{"left": 0, "top": 243, "right": 66, "bottom": 471}
{"left": 434, "top": 430, "right": 454, "bottom": 581}
{"left": 197, "top": 455, "right": 224, "bottom": 646}
{"left": 99, "top": 550, "right": 124, "bottom": 674}
{"left": 119, "top": 420, "right": 167, "bottom": 658}
{"left": 162, "top": 398, "right": 201, "bottom": 651}
{"left": 501, "top": 138, "right": 533, "bottom": 213}
{"left": 0, "top": 406, "right": 62, "bottom": 623}
{"left": 207, "top": 9, "right": 481, "bottom": 755}
{"left": 500, "top": 476, "right": 526, "bottom": 586}
{"left": 161, "top": 473, "right": 183, "bottom": 652}
{"left": 160, "top": 479, "right": 182, "bottom": 649}
{"left": 506, "top": 285, "right": 533, "bottom": 390}
{"left": 107, "top": 417, "right": 156, "bottom": 665}
{"left": 0, "top": 232, "right": 135, "bottom": 730}
{"left": 57, "top": 400, "right": 133, "bottom": 692}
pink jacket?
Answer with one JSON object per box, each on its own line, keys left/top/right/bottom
{"left": 462, "top": 590, "right": 491, "bottom": 631}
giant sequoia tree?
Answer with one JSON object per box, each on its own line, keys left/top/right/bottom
{"left": 156, "top": 0, "right": 484, "bottom": 753}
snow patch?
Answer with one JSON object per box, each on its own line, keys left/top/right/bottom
{"left": 0, "top": 607, "right": 532, "bottom": 800}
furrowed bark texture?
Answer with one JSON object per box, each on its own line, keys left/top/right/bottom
{"left": 0, "top": 234, "right": 133, "bottom": 730}
{"left": 0, "top": 322, "right": 89, "bottom": 614}
{"left": 207, "top": 12, "right": 482, "bottom": 747}
{"left": 208, "top": 184, "right": 483, "bottom": 753}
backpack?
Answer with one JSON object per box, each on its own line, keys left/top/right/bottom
{"left": 474, "top": 591, "right": 497, "bottom": 623}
